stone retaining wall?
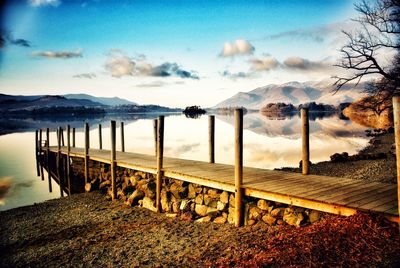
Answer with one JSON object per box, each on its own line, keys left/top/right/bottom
{"left": 71, "top": 159, "right": 323, "bottom": 227}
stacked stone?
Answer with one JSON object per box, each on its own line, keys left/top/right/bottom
{"left": 245, "top": 199, "right": 322, "bottom": 227}
{"left": 94, "top": 165, "right": 323, "bottom": 226}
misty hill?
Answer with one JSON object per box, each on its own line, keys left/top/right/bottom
{"left": 64, "top": 94, "right": 136, "bottom": 106}
{"left": 0, "top": 94, "right": 104, "bottom": 112}
{"left": 214, "top": 80, "right": 366, "bottom": 109}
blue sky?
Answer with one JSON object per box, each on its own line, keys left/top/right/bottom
{"left": 0, "top": 0, "right": 359, "bottom": 107}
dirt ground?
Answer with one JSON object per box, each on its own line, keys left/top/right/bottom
{"left": 1, "top": 192, "right": 399, "bottom": 268}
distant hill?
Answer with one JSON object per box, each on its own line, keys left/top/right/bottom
{"left": 64, "top": 94, "right": 136, "bottom": 106}
{"left": 0, "top": 94, "right": 104, "bottom": 112}
{"left": 213, "top": 80, "right": 366, "bottom": 109}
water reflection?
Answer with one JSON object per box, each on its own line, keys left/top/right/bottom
{"left": 0, "top": 112, "right": 369, "bottom": 210}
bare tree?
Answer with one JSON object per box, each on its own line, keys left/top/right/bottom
{"left": 334, "top": 0, "right": 400, "bottom": 95}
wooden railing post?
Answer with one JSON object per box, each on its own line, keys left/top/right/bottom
{"left": 98, "top": 124, "right": 102, "bottom": 150}
{"left": 153, "top": 119, "right": 158, "bottom": 156}
{"left": 39, "top": 129, "right": 44, "bottom": 181}
{"left": 392, "top": 96, "right": 400, "bottom": 224}
{"left": 209, "top": 115, "right": 215, "bottom": 163}
{"left": 301, "top": 108, "right": 310, "bottom": 175}
{"left": 46, "top": 128, "right": 52, "bottom": 192}
{"left": 84, "top": 123, "right": 90, "bottom": 186}
{"left": 121, "top": 122, "right": 125, "bottom": 152}
{"left": 57, "top": 126, "right": 64, "bottom": 197}
{"left": 35, "top": 130, "right": 40, "bottom": 177}
{"left": 110, "top": 121, "right": 117, "bottom": 200}
{"left": 234, "top": 109, "right": 243, "bottom": 227}
{"left": 156, "top": 116, "right": 164, "bottom": 213}
{"left": 72, "top": 128, "right": 76, "bottom": 147}
{"left": 66, "top": 125, "right": 71, "bottom": 195}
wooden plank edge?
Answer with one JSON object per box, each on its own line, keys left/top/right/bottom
{"left": 244, "top": 188, "right": 399, "bottom": 223}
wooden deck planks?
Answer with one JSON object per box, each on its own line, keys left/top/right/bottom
{"left": 48, "top": 146, "right": 399, "bottom": 219}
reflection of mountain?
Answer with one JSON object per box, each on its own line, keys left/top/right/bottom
{"left": 214, "top": 80, "right": 366, "bottom": 109}
{"left": 216, "top": 112, "right": 367, "bottom": 139}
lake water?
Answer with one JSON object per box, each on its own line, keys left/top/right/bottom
{"left": 0, "top": 113, "right": 369, "bottom": 211}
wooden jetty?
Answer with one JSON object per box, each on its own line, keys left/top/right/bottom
{"left": 36, "top": 100, "right": 400, "bottom": 226}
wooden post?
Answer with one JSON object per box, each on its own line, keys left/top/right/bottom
{"left": 35, "top": 130, "right": 40, "bottom": 177}
{"left": 66, "top": 125, "right": 71, "bottom": 195}
{"left": 61, "top": 127, "right": 65, "bottom": 146}
{"left": 234, "top": 109, "right": 243, "bottom": 227}
{"left": 121, "top": 122, "right": 125, "bottom": 152}
{"left": 153, "top": 119, "right": 158, "bottom": 156}
{"left": 209, "top": 115, "right": 215, "bottom": 163}
{"left": 301, "top": 108, "right": 310, "bottom": 175}
{"left": 84, "top": 123, "right": 90, "bottom": 185}
{"left": 156, "top": 116, "right": 164, "bottom": 213}
{"left": 98, "top": 124, "right": 102, "bottom": 150}
{"left": 392, "top": 96, "right": 400, "bottom": 224}
{"left": 57, "top": 127, "right": 64, "bottom": 197}
{"left": 110, "top": 121, "right": 117, "bottom": 200}
{"left": 39, "top": 129, "right": 44, "bottom": 181}
{"left": 72, "top": 128, "right": 76, "bottom": 147}
{"left": 46, "top": 128, "right": 52, "bottom": 192}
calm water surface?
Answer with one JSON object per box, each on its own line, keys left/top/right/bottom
{"left": 0, "top": 113, "right": 369, "bottom": 211}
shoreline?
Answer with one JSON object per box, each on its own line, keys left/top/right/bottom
{"left": 279, "top": 130, "right": 396, "bottom": 184}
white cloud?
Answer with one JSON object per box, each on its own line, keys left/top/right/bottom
{"left": 105, "top": 50, "right": 135, "bottom": 77}
{"left": 31, "top": 49, "right": 82, "bottom": 59}
{"left": 220, "top": 39, "right": 255, "bottom": 57}
{"left": 28, "top": 0, "right": 60, "bottom": 7}
{"left": 249, "top": 56, "right": 279, "bottom": 71}
{"left": 104, "top": 50, "right": 199, "bottom": 79}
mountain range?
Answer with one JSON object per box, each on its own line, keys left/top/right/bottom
{"left": 213, "top": 80, "right": 366, "bottom": 109}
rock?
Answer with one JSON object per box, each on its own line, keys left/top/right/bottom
{"left": 206, "top": 207, "right": 219, "bottom": 217}
{"left": 126, "top": 189, "right": 145, "bottom": 206}
{"left": 204, "top": 194, "right": 217, "bottom": 206}
{"left": 309, "top": 210, "right": 322, "bottom": 223}
{"left": 195, "top": 216, "right": 211, "bottom": 223}
{"left": 117, "top": 189, "right": 126, "bottom": 200}
{"left": 262, "top": 214, "right": 276, "bottom": 226}
{"left": 228, "top": 207, "right": 235, "bottom": 224}
{"left": 169, "top": 182, "right": 188, "bottom": 199}
{"left": 207, "top": 200, "right": 218, "bottom": 209}
{"left": 217, "top": 201, "right": 227, "bottom": 211}
{"left": 249, "top": 207, "right": 263, "bottom": 220}
{"left": 257, "top": 199, "right": 269, "bottom": 211}
{"left": 330, "top": 152, "right": 349, "bottom": 163}
{"left": 195, "top": 194, "right": 204, "bottom": 205}
{"left": 207, "top": 189, "right": 219, "bottom": 198}
{"left": 271, "top": 208, "right": 285, "bottom": 218}
{"left": 85, "top": 183, "right": 92, "bottom": 192}
{"left": 213, "top": 216, "right": 227, "bottom": 224}
{"left": 122, "top": 183, "right": 134, "bottom": 195}
{"left": 161, "top": 190, "right": 170, "bottom": 212}
{"left": 229, "top": 194, "right": 235, "bottom": 208}
{"left": 195, "top": 204, "right": 208, "bottom": 217}
{"left": 247, "top": 219, "right": 256, "bottom": 226}
{"left": 188, "top": 184, "right": 197, "bottom": 199}
{"left": 142, "top": 197, "right": 157, "bottom": 212}
{"left": 172, "top": 202, "right": 180, "bottom": 213}
{"left": 283, "top": 212, "right": 304, "bottom": 227}
{"left": 220, "top": 191, "right": 229, "bottom": 204}
{"left": 179, "top": 199, "right": 190, "bottom": 211}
